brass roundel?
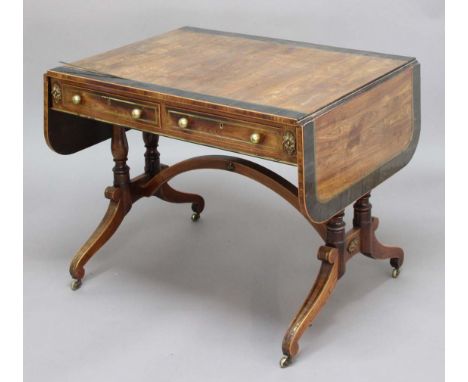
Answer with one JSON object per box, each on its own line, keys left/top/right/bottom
{"left": 51, "top": 83, "right": 62, "bottom": 104}
{"left": 347, "top": 237, "right": 360, "bottom": 253}
{"left": 226, "top": 161, "right": 235, "bottom": 171}
{"left": 282, "top": 131, "right": 296, "bottom": 155}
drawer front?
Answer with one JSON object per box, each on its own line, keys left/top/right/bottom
{"left": 50, "top": 81, "right": 160, "bottom": 128}
{"left": 165, "top": 108, "right": 297, "bottom": 162}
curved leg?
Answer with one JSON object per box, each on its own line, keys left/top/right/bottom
{"left": 68, "top": 149, "right": 326, "bottom": 290}
{"left": 156, "top": 183, "right": 205, "bottom": 221}
{"left": 353, "top": 193, "right": 404, "bottom": 277}
{"left": 138, "top": 155, "right": 326, "bottom": 239}
{"left": 280, "top": 246, "right": 339, "bottom": 367}
{"left": 280, "top": 212, "right": 345, "bottom": 367}
{"left": 69, "top": 126, "right": 132, "bottom": 289}
{"left": 69, "top": 191, "right": 126, "bottom": 289}
{"left": 143, "top": 132, "right": 205, "bottom": 221}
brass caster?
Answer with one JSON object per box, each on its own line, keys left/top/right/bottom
{"left": 279, "top": 355, "right": 292, "bottom": 368}
{"left": 71, "top": 278, "right": 82, "bottom": 290}
{"left": 392, "top": 268, "right": 401, "bottom": 278}
{"left": 191, "top": 212, "right": 200, "bottom": 222}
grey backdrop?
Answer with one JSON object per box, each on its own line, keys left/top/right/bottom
{"left": 24, "top": 1, "right": 444, "bottom": 381}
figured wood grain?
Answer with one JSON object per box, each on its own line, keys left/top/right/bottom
{"left": 71, "top": 27, "right": 412, "bottom": 115}
{"left": 164, "top": 108, "right": 295, "bottom": 162}
{"left": 56, "top": 83, "right": 160, "bottom": 127}
{"left": 282, "top": 246, "right": 339, "bottom": 359}
{"left": 45, "top": 28, "right": 420, "bottom": 221}
{"left": 44, "top": 27, "right": 419, "bottom": 366}
{"left": 313, "top": 66, "right": 414, "bottom": 202}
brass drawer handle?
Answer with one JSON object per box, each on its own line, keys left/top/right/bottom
{"left": 71, "top": 94, "right": 81, "bottom": 105}
{"left": 178, "top": 117, "right": 189, "bottom": 129}
{"left": 131, "top": 108, "right": 142, "bottom": 119}
{"left": 250, "top": 133, "right": 261, "bottom": 144}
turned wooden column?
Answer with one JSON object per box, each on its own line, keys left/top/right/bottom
{"left": 353, "top": 192, "right": 404, "bottom": 274}
{"left": 353, "top": 193, "right": 372, "bottom": 256}
{"left": 326, "top": 211, "right": 346, "bottom": 277}
{"left": 111, "top": 125, "right": 131, "bottom": 211}
{"left": 143, "top": 131, "right": 160, "bottom": 177}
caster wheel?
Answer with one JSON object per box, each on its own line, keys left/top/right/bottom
{"left": 392, "top": 268, "right": 401, "bottom": 278}
{"left": 191, "top": 212, "right": 200, "bottom": 222}
{"left": 71, "top": 278, "right": 82, "bottom": 290}
{"left": 279, "top": 355, "right": 292, "bottom": 368}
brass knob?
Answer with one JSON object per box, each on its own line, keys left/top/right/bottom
{"left": 131, "top": 108, "right": 142, "bottom": 119}
{"left": 71, "top": 94, "right": 81, "bottom": 105}
{"left": 178, "top": 117, "right": 189, "bottom": 129}
{"left": 250, "top": 132, "right": 261, "bottom": 144}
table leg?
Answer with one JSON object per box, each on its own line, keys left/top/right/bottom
{"left": 69, "top": 126, "right": 132, "bottom": 290}
{"left": 353, "top": 193, "right": 404, "bottom": 278}
{"left": 68, "top": 153, "right": 325, "bottom": 290}
{"left": 143, "top": 132, "right": 205, "bottom": 221}
{"left": 64, "top": 146, "right": 405, "bottom": 365}
{"left": 280, "top": 212, "right": 344, "bottom": 367}
{"left": 156, "top": 183, "right": 205, "bottom": 221}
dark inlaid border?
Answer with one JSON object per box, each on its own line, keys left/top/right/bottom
{"left": 298, "top": 60, "right": 417, "bottom": 125}
{"left": 301, "top": 62, "right": 421, "bottom": 222}
{"left": 54, "top": 27, "right": 414, "bottom": 121}
{"left": 51, "top": 66, "right": 307, "bottom": 120}
{"left": 182, "top": 26, "right": 415, "bottom": 62}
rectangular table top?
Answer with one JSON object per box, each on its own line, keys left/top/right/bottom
{"left": 67, "top": 26, "right": 415, "bottom": 121}
{"left": 46, "top": 27, "right": 420, "bottom": 223}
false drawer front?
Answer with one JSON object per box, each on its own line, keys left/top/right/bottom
{"left": 49, "top": 81, "right": 160, "bottom": 128}
{"left": 164, "top": 108, "right": 297, "bottom": 162}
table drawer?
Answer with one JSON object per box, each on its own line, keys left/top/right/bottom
{"left": 50, "top": 82, "right": 160, "bottom": 127}
{"left": 165, "top": 108, "right": 296, "bottom": 161}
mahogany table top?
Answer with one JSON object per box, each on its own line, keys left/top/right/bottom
{"left": 69, "top": 26, "right": 414, "bottom": 120}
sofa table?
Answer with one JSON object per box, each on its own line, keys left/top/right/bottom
{"left": 44, "top": 26, "right": 420, "bottom": 367}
